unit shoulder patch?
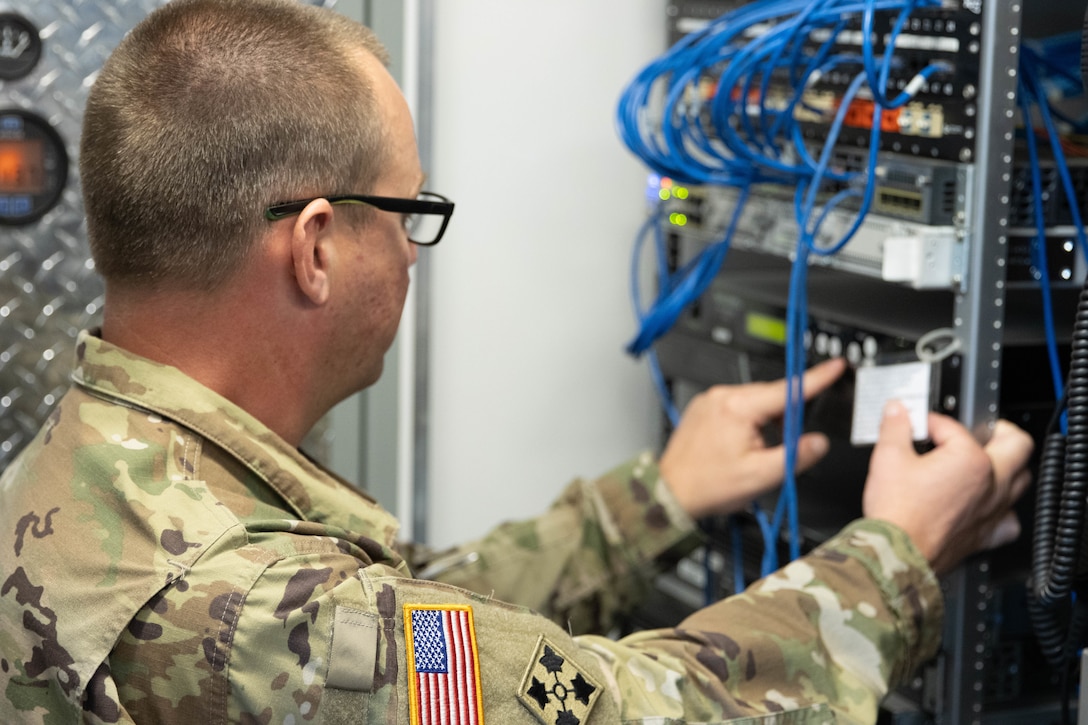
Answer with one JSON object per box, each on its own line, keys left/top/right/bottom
{"left": 517, "top": 635, "right": 601, "bottom": 725}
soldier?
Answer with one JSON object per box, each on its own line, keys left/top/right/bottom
{"left": 0, "top": 0, "right": 1033, "bottom": 723}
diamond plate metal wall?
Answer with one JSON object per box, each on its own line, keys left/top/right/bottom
{"left": 0, "top": 0, "right": 336, "bottom": 469}
{"left": 0, "top": 0, "right": 171, "bottom": 467}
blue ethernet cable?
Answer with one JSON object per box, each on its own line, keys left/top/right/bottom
{"left": 1017, "top": 44, "right": 1088, "bottom": 434}
{"left": 627, "top": 185, "right": 751, "bottom": 356}
{"left": 618, "top": 0, "right": 953, "bottom": 577}
{"left": 629, "top": 204, "right": 683, "bottom": 425}
{"left": 1017, "top": 79, "right": 1065, "bottom": 411}
{"left": 1020, "top": 47, "right": 1088, "bottom": 263}
{"left": 629, "top": 200, "right": 757, "bottom": 601}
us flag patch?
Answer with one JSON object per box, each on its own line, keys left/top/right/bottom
{"left": 404, "top": 604, "right": 484, "bottom": 725}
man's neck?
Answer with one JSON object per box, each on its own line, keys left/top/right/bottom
{"left": 101, "top": 286, "right": 327, "bottom": 447}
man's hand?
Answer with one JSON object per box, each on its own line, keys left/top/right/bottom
{"left": 660, "top": 358, "right": 846, "bottom": 520}
{"left": 863, "top": 401, "right": 1034, "bottom": 575}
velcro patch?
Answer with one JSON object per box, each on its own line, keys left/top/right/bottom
{"left": 404, "top": 604, "right": 483, "bottom": 725}
{"left": 327, "top": 606, "right": 379, "bottom": 691}
{"left": 517, "top": 635, "right": 600, "bottom": 725}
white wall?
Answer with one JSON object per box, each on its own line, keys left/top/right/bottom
{"left": 426, "top": 1, "right": 667, "bottom": 547}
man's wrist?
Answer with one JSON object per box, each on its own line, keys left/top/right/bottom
{"left": 592, "top": 452, "right": 701, "bottom": 563}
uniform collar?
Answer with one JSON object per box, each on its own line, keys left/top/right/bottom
{"left": 71, "top": 329, "right": 404, "bottom": 558}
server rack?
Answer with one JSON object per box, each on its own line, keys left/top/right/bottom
{"left": 633, "top": 1, "right": 1088, "bottom": 722}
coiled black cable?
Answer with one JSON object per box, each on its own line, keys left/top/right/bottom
{"left": 1023, "top": 12, "right": 1088, "bottom": 715}
{"left": 1029, "top": 283, "right": 1088, "bottom": 668}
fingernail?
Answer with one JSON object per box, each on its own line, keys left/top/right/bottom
{"left": 811, "top": 436, "right": 829, "bottom": 456}
{"left": 991, "top": 516, "right": 1021, "bottom": 547}
{"left": 884, "top": 400, "right": 905, "bottom": 417}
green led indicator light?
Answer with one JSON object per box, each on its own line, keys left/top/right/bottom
{"left": 746, "top": 312, "right": 787, "bottom": 345}
{"left": 669, "top": 212, "right": 688, "bottom": 226}
{"left": 675, "top": 187, "right": 689, "bottom": 200}
{"left": 658, "top": 189, "right": 671, "bottom": 201}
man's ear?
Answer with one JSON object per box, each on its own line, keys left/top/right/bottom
{"left": 289, "top": 199, "right": 336, "bottom": 305}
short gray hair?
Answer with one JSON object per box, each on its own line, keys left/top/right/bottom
{"left": 82, "top": 0, "right": 391, "bottom": 291}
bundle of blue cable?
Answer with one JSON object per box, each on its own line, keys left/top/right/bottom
{"left": 1017, "top": 37, "right": 1088, "bottom": 412}
{"left": 617, "top": 0, "right": 956, "bottom": 589}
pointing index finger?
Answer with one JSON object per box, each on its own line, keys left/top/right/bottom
{"left": 735, "top": 358, "right": 847, "bottom": 422}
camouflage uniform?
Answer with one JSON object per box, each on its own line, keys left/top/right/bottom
{"left": 0, "top": 331, "right": 943, "bottom": 724}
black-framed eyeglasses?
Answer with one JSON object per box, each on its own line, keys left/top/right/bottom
{"left": 265, "top": 191, "right": 455, "bottom": 246}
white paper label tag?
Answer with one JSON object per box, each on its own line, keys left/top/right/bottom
{"left": 851, "top": 361, "right": 931, "bottom": 445}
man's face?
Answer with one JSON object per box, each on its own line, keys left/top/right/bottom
{"left": 329, "top": 52, "right": 424, "bottom": 394}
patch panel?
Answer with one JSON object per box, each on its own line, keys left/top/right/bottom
{"left": 797, "top": 5, "right": 983, "bottom": 161}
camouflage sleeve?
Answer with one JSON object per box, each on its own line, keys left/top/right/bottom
{"left": 583, "top": 517, "right": 945, "bottom": 722}
{"left": 401, "top": 452, "right": 702, "bottom": 635}
{"left": 108, "top": 517, "right": 939, "bottom": 723}
{"left": 374, "top": 516, "right": 939, "bottom": 723}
